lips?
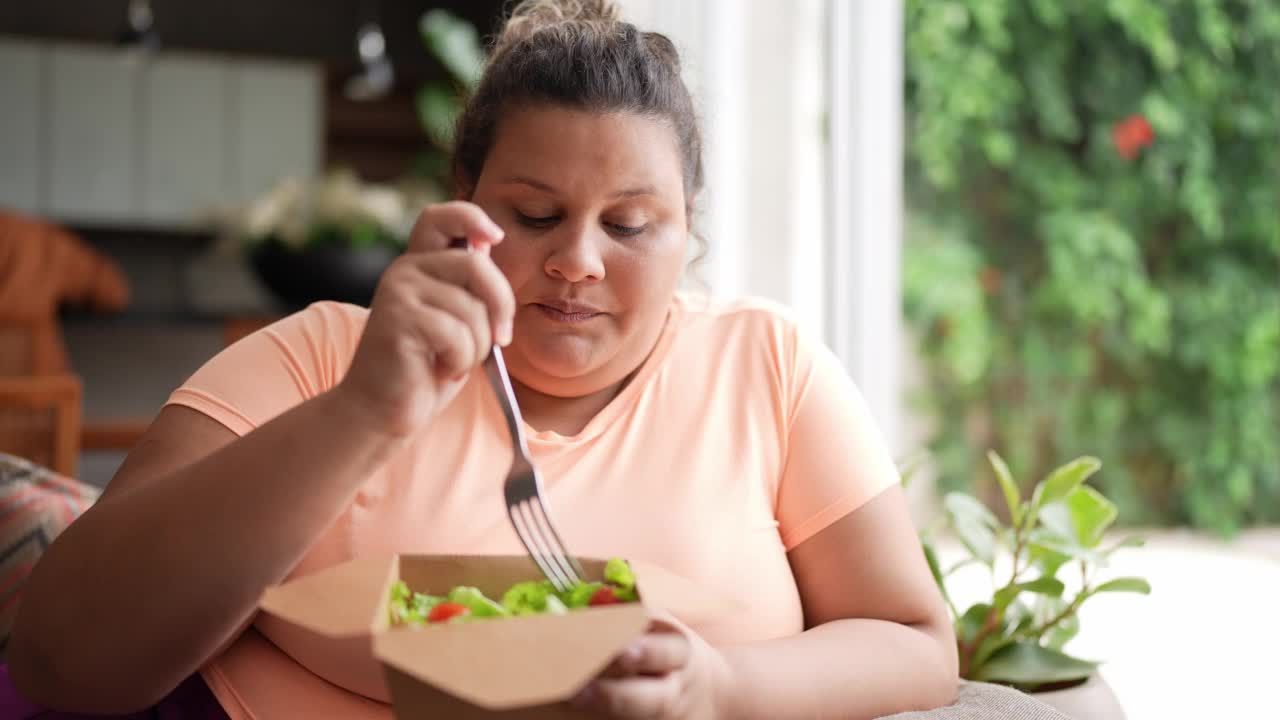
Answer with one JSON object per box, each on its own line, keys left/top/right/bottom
{"left": 532, "top": 299, "right": 605, "bottom": 323}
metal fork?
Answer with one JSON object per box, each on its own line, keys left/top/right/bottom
{"left": 482, "top": 347, "right": 584, "bottom": 592}
{"left": 447, "top": 238, "right": 584, "bottom": 592}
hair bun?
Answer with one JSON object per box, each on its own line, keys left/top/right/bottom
{"left": 495, "top": 0, "right": 623, "bottom": 52}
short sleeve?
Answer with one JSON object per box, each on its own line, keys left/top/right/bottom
{"left": 165, "top": 301, "right": 367, "bottom": 437}
{"left": 775, "top": 322, "right": 900, "bottom": 550}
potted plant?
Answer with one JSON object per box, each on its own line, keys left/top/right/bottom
{"left": 223, "top": 169, "right": 429, "bottom": 310}
{"left": 914, "top": 451, "right": 1152, "bottom": 720}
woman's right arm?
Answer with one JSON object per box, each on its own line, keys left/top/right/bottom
{"left": 8, "top": 202, "right": 513, "bottom": 713}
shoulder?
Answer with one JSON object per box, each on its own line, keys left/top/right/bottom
{"left": 668, "top": 292, "right": 818, "bottom": 397}
{"left": 251, "top": 301, "right": 369, "bottom": 355}
{"left": 268, "top": 300, "right": 370, "bottom": 335}
{"left": 672, "top": 292, "right": 814, "bottom": 364}
{"left": 670, "top": 291, "right": 840, "bottom": 410}
{"left": 193, "top": 300, "right": 368, "bottom": 390}
{"left": 674, "top": 292, "right": 801, "bottom": 339}
{"left": 166, "top": 301, "right": 370, "bottom": 434}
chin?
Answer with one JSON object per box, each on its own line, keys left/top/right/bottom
{"left": 517, "top": 337, "right": 605, "bottom": 383}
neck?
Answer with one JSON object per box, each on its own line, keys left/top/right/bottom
{"left": 511, "top": 375, "right": 627, "bottom": 437}
{"left": 511, "top": 307, "right": 674, "bottom": 436}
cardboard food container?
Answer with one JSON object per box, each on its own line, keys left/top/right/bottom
{"left": 255, "top": 554, "right": 729, "bottom": 719}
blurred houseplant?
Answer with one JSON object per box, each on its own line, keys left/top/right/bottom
{"left": 228, "top": 169, "right": 423, "bottom": 309}
{"left": 413, "top": 9, "right": 486, "bottom": 190}
{"left": 224, "top": 10, "right": 487, "bottom": 310}
{"left": 916, "top": 452, "right": 1150, "bottom": 717}
{"left": 902, "top": 0, "right": 1280, "bottom": 534}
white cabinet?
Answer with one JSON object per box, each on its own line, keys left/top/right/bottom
{"left": 0, "top": 39, "right": 43, "bottom": 213}
{"left": 47, "top": 44, "right": 140, "bottom": 221}
{"left": 141, "top": 55, "right": 230, "bottom": 224}
{"left": 231, "top": 60, "right": 321, "bottom": 204}
{"left": 0, "top": 37, "right": 322, "bottom": 227}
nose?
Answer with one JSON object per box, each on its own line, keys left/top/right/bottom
{"left": 543, "top": 221, "right": 605, "bottom": 283}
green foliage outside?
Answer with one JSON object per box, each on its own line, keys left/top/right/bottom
{"left": 414, "top": 10, "right": 487, "bottom": 190}
{"left": 902, "top": 0, "right": 1280, "bottom": 534}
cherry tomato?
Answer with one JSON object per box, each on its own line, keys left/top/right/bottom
{"left": 589, "top": 587, "right": 620, "bottom": 606}
{"left": 428, "top": 602, "right": 470, "bottom": 623}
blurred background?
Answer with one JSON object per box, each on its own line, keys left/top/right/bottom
{"left": 0, "top": 1, "right": 1276, "bottom": 717}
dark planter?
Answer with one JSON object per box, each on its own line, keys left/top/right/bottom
{"left": 249, "top": 240, "right": 400, "bottom": 310}
{"left": 1033, "top": 672, "right": 1126, "bottom": 720}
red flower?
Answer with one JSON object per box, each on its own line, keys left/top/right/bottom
{"left": 1113, "top": 114, "right": 1155, "bottom": 160}
{"left": 979, "top": 266, "right": 1003, "bottom": 295}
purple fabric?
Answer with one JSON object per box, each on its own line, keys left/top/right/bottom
{"left": 0, "top": 665, "right": 228, "bottom": 719}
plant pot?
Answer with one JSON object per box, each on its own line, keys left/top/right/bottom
{"left": 1031, "top": 672, "right": 1125, "bottom": 720}
{"left": 248, "top": 240, "right": 400, "bottom": 311}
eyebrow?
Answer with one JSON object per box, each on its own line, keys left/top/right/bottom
{"left": 500, "top": 175, "right": 658, "bottom": 199}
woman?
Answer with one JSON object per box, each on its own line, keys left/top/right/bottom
{"left": 9, "top": 1, "right": 958, "bottom": 717}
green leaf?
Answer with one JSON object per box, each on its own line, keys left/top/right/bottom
{"left": 501, "top": 580, "right": 556, "bottom": 615}
{"left": 993, "top": 577, "right": 1065, "bottom": 611}
{"left": 922, "top": 541, "right": 946, "bottom": 589}
{"left": 957, "top": 602, "right": 992, "bottom": 643}
{"left": 1045, "top": 612, "right": 1080, "bottom": 651}
{"left": 944, "top": 493, "right": 999, "bottom": 566}
{"left": 1027, "top": 538, "right": 1073, "bottom": 579}
{"left": 1066, "top": 485, "right": 1118, "bottom": 548}
{"left": 604, "top": 558, "right": 636, "bottom": 591}
{"left": 446, "top": 586, "right": 509, "bottom": 618}
{"left": 1031, "top": 457, "right": 1101, "bottom": 511}
{"left": 971, "top": 634, "right": 1015, "bottom": 673}
{"left": 420, "top": 9, "right": 486, "bottom": 88}
{"left": 416, "top": 85, "right": 462, "bottom": 148}
{"left": 1008, "top": 600, "right": 1036, "bottom": 635}
{"left": 944, "top": 557, "right": 982, "bottom": 576}
{"left": 1028, "top": 526, "right": 1105, "bottom": 568}
{"left": 973, "top": 641, "right": 1098, "bottom": 687}
{"left": 559, "top": 581, "right": 605, "bottom": 608}
{"left": 987, "top": 450, "right": 1023, "bottom": 528}
{"left": 1102, "top": 536, "right": 1146, "bottom": 556}
{"left": 1091, "top": 577, "right": 1152, "bottom": 595}
{"left": 1036, "top": 501, "right": 1075, "bottom": 541}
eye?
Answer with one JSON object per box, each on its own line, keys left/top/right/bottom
{"left": 515, "top": 211, "right": 559, "bottom": 229}
{"left": 607, "top": 222, "right": 648, "bottom": 237}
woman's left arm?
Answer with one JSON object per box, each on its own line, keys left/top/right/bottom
{"left": 573, "top": 486, "right": 957, "bottom": 720}
{"left": 718, "top": 484, "right": 959, "bottom": 718}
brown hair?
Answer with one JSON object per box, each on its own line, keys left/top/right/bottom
{"left": 452, "top": 0, "right": 704, "bottom": 208}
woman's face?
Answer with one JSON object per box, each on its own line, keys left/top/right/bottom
{"left": 471, "top": 107, "right": 689, "bottom": 398}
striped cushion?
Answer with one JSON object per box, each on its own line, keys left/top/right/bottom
{"left": 0, "top": 452, "right": 100, "bottom": 659}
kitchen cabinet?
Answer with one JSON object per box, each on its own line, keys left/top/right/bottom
{"left": 140, "top": 55, "right": 231, "bottom": 224}
{"left": 47, "top": 44, "right": 140, "bottom": 222}
{"left": 231, "top": 60, "right": 320, "bottom": 205}
{"left": 0, "top": 37, "right": 320, "bottom": 228}
{"left": 0, "top": 39, "right": 43, "bottom": 213}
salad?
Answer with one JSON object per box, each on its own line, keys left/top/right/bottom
{"left": 389, "top": 557, "right": 638, "bottom": 626}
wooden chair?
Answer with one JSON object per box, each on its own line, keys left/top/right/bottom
{"left": 0, "top": 374, "right": 82, "bottom": 478}
{"left": 0, "top": 210, "right": 142, "bottom": 459}
{"left": 0, "top": 318, "right": 58, "bottom": 377}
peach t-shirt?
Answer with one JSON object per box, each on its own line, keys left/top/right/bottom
{"left": 166, "top": 292, "right": 899, "bottom": 719}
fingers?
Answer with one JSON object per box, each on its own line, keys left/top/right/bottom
{"left": 575, "top": 674, "right": 682, "bottom": 719}
{"left": 606, "top": 630, "right": 691, "bottom": 677}
{"left": 405, "top": 250, "right": 516, "bottom": 346}
{"left": 408, "top": 201, "right": 505, "bottom": 254}
{"left": 414, "top": 280, "right": 491, "bottom": 376}
{"left": 411, "top": 305, "right": 476, "bottom": 379}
